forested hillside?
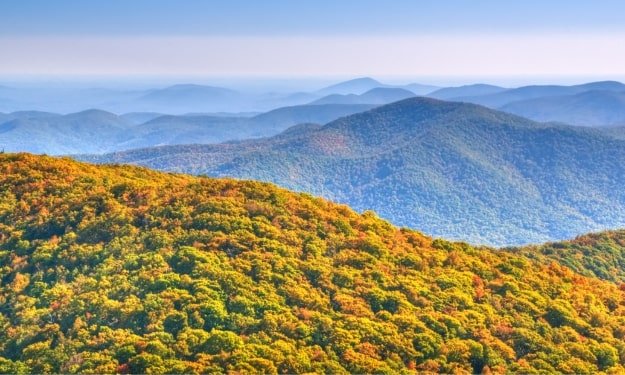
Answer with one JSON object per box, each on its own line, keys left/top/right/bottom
{"left": 1, "top": 154, "right": 625, "bottom": 374}
{"left": 512, "top": 230, "right": 625, "bottom": 283}
{"left": 81, "top": 98, "right": 625, "bottom": 246}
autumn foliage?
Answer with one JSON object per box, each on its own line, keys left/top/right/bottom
{"left": 1, "top": 153, "right": 625, "bottom": 374}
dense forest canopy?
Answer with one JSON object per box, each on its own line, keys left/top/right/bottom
{"left": 1, "top": 154, "right": 625, "bottom": 373}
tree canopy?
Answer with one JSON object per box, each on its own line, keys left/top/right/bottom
{"left": 1, "top": 153, "right": 625, "bottom": 374}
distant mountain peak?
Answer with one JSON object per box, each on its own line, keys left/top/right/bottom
{"left": 337, "top": 77, "right": 381, "bottom": 85}
{"left": 577, "top": 80, "right": 625, "bottom": 90}
{"left": 367, "top": 96, "right": 468, "bottom": 112}
{"left": 361, "top": 87, "right": 413, "bottom": 95}
{"left": 64, "top": 109, "right": 127, "bottom": 123}
{"left": 70, "top": 108, "right": 118, "bottom": 116}
{"left": 162, "top": 83, "right": 238, "bottom": 92}
{"left": 317, "top": 77, "right": 386, "bottom": 95}
{"left": 427, "top": 84, "right": 507, "bottom": 100}
{"left": 310, "top": 87, "right": 415, "bottom": 105}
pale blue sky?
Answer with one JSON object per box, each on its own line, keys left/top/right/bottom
{"left": 1, "top": 0, "right": 625, "bottom": 81}
{"left": 3, "top": 0, "right": 625, "bottom": 35}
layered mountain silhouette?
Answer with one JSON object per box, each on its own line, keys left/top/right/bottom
{"left": 0, "top": 104, "right": 374, "bottom": 154}
{"left": 432, "top": 81, "right": 625, "bottom": 126}
{"left": 133, "top": 84, "right": 242, "bottom": 113}
{"left": 0, "top": 109, "right": 133, "bottom": 154}
{"left": 427, "top": 84, "right": 507, "bottom": 100}
{"left": 3, "top": 79, "right": 625, "bottom": 126}
{"left": 81, "top": 98, "right": 625, "bottom": 246}
{"left": 0, "top": 78, "right": 438, "bottom": 114}
{"left": 501, "top": 90, "right": 625, "bottom": 126}
{"left": 310, "top": 88, "right": 415, "bottom": 105}
{"left": 316, "top": 77, "right": 439, "bottom": 96}
{"left": 446, "top": 81, "right": 625, "bottom": 108}
{"left": 316, "top": 77, "right": 386, "bottom": 95}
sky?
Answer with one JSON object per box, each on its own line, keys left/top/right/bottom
{"left": 1, "top": 0, "right": 625, "bottom": 84}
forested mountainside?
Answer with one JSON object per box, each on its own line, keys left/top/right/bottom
{"left": 1, "top": 153, "right": 625, "bottom": 374}
{"left": 512, "top": 230, "right": 625, "bottom": 283}
{"left": 81, "top": 97, "right": 625, "bottom": 246}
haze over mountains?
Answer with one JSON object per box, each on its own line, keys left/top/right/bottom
{"left": 427, "top": 84, "right": 508, "bottom": 100}
{"left": 454, "top": 81, "right": 625, "bottom": 108}
{"left": 0, "top": 77, "right": 438, "bottom": 114}
{"left": 500, "top": 90, "right": 625, "bottom": 126}
{"left": 3, "top": 77, "right": 625, "bottom": 126}
{"left": 435, "top": 81, "right": 625, "bottom": 126}
{"left": 8, "top": 0, "right": 625, "bottom": 372}
{"left": 315, "top": 77, "right": 438, "bottom": 96}
{"left": 80, "top": 97, "right": 625, "bottom": 246}
{"left": 5, "top": 77, "right": 625, "bottom": 245}
{"left": 0, "top": 103, "right": 374, "bottom": 154}
{"left": 310, "top": 87, "right": 416, "bottom": 105}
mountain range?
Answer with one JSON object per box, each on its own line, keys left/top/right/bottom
{"left": 0, "top": 104, "right": 374, "bottom": 155}
{"left": 440, "top": 81, "right": 625, "bottom": 107}
{"left": 0, "top": 77, "right": 438, "bottom": 114}
{"left": 432, "top": 81, "right": 625, "bottom": 126}
{"left": 5, "top": 78, "right": 625, "bottom": 244}
{"left": 80, "top": 97, "right": 625, "bottom": 246}
{"left": 310, "top": 87, "right": 416, "bottom": 105}
{"left": 427, "top": 84, "right": 508, "bottom": 100}
{"left": 316, "top": 77, "right": 439, "bottom": 96}
{"left": 4, "top": 78, "right": 625, "bottom": 126}
{"left": 132, "top": 84, "right": 243, "bottom": 113}
{"left": 1, "top": 153, "right": 625, "bottom": 373}
{"left": 500, "top": 90, "right": 625, "bottom": 126}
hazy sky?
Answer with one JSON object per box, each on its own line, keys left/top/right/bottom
{"left": 2, "top": 0, "right": 625, "bottom": 82}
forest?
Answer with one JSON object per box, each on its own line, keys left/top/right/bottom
{"left": 1, "top": 153, "right": 625, "bottom": 374}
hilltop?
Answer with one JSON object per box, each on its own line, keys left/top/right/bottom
{"left": 1, "top": 153, "right": 625, "bottom": 373}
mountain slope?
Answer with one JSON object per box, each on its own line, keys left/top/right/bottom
{"left": 310, "top": 88, "right": 415, "bottom": 105}
{"left": 81, "top": 98, "right": 625, "bottom": 245}
{"left": 500, "top": 90, "right": 625, "bottom": 126}
{"left": 2, "top": 153, "right": 625, "bottom": 373}
{"left": 512, "top": 229, "right": 625, "bottom": 283}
